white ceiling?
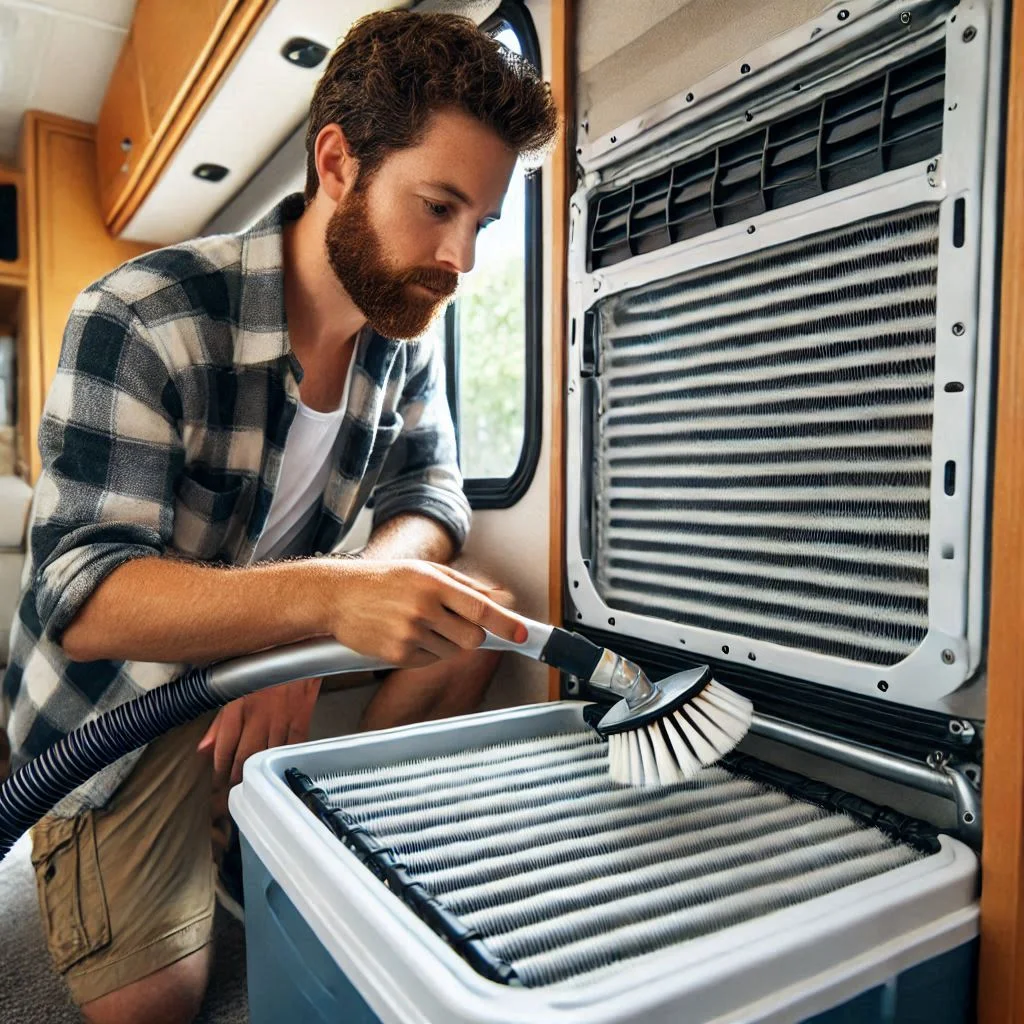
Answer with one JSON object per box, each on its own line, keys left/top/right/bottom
{"left": 0, "top": 0, "right": 136, "bottom": 164}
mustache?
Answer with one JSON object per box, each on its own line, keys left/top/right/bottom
{"left": 403, "top": 267, "right": 459, "bottom": 298}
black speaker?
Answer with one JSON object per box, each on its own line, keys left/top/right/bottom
{"left": 0, "top": 184, "right": 17, "bottom": 264}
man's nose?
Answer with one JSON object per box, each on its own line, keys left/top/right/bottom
{"left": 437, "top": 225, "right": 476, "bottom": 274}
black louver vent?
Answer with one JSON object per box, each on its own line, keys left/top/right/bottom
{"left": 589, "top": 45, "right": 945, "bottom": 270}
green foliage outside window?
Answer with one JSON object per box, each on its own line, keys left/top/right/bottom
{"left": 457, "top": 251, "right": 526, "bottom": 479}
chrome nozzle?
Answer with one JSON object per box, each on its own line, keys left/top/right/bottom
{"left": 588, "top": 648, "right": 658, "bottom": 709}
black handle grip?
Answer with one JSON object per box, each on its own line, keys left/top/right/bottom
{"left": 538, "top": 627, "right": 604, "bottom": 680}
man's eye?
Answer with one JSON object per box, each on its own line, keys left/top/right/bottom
{"left": 424, "top": 200, "right": 448, "bottom": 218}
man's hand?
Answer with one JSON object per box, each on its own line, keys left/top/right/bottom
{"left": 197, "top": 676, "right": 321, "bottom": 786}
{"left": 319, "top": 558, "right": 527, "bottom": 667}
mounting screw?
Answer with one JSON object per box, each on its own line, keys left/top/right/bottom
{"left": 746, "top": 224, "right": 756, "bottom": 234}
{"left": 686, "top": 92, "right": 695, "bottom": 103}
{"left": 900, "top": 10, "right": 912, "bottom": 24}
{"left": 581, "top": 120, "right": 589, "bottom": 133}
{"left": 962, "top": 26, "right": 977, "bottom": 42}
{"left": 609, "top": 135, "right": 617, "bottom": 143}
{"left": 837, "top": 8, "right": 849, "bottom": 19}
{"left": 747, "top": 652, "right": 757, "bottom": 661}
{"left": 942, "top": 648, "right": 956, "bottom": 664}
{"left": 566, "top": 677, "right": 580, "bottom": 695}
{"left": 608, "top": 617, "right": 615, "bottom": 626}
{"left": 952, "top": 322, "right": 965, "bottom": 336}
{"left": 948, "top": 719, "right": 977, "bottom": 745}
{"left": 745, "top": 111, "right": 754, "bottom": 121}
{"left": 740, "top": 63, "right": 751, "bottom": 74}
{"left": 878, "top": 680, "right": 889, "bottom": 692}
{"left": 576, "top": 147, "right": 582, "bottom": 155}
{"left": 722, "top": 645, "right": 730, "bottom": 654}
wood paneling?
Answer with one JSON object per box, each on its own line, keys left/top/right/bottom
{"left": 132, "top": 0, "right": 222, "bottom": 137}
{"left": 548, "top": 0, "right": 575, "bottom": 700}
{"left": 0, "top": 286, "right": 19, "bottom": 335}
{"left": 20, "top": 113, "right": 152, "bottom": 482}
{"left": 96, "top": 35, "right": 152, "bottom": 235}
{"left": 977, "top": 1, "right": 1024, "bottom": 1020}
{"left": 104, "top": 0, "right": 273, "bottom": 235}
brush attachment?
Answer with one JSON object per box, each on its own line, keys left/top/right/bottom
{"left": 597, "top": 667, "right": 754, "bottom": 786}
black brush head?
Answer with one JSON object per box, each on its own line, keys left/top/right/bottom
{"left": 596, "top": 665, "right": 712, "bottom": 735}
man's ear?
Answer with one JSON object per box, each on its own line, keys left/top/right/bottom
{"left": 314, "top": 124, "right": 360, "bottom": 202}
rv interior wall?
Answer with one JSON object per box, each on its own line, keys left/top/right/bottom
{"left": 577, "top": 0, "right": 834, "bottom": 141}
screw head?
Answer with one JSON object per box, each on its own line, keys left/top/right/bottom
{"left": 609, "top": 135, "right": 617, "bottom": 144}
{"left": 740, "top": 63, "right": 751, "bottom": 75}
{"left": 878, "top": 680, "right": 889, "bottom": 692}
{"left": 900, "top": 10, "right": 912, "bottom": 24}
{"left": 746, "top": 224, "right": 756, "bottom": 235}
{"left": 962, "top": 26, "right": 977, "bottom": 42}
{"left": 952, "top": 322, "right": 965, "bottom": 336}
{"left": 942, "top": 648, "right": 956, "bottom": 665}
{"left": 837, "top": 8, "right": 849, "bottom": 19}
{"left": 686, "top": 92, "right": 695, "bottom": 103}
{"left": 745, "top": 111, "right": 754, "bottom": 121}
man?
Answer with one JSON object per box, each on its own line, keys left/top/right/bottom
{"left": 1, "top": 10, "right": 558, "bottom": 1023}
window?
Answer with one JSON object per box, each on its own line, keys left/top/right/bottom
{"left": 442, "top": 1, "right": 543, "bottom": 509}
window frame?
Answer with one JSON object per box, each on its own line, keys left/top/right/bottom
{"left": 444, "top": 0, "right": 544, "bottom": 510}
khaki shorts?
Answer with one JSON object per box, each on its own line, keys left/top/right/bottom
{"left": 30, "top": 713, "right": 218, "bottom": 1006}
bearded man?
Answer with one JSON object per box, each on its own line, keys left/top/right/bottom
{"left": 1, "top": 11, "right": 558, "bottom": 1023}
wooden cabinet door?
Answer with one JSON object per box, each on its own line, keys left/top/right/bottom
{"left": 21, "top": 114, "right": 153, "bottom": 481}
{"left": 133, "top": 0, "right": 225, "bottom": 137}
{"left": 96, "top": 35, "right": 151, "bottom": 226}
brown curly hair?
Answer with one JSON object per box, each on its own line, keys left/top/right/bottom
{"left": 304, "top": 10, "right": 559, "bottom": 202}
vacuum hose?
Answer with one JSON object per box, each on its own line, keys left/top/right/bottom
{"left": 0, "top": 618, "right": 632, "bottom": 861}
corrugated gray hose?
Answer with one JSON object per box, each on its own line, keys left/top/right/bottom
{"left": 0, "top": 619, "right": 629, "bottom": 862}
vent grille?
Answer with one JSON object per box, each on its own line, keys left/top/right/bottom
{"left": 592, "top": 205, "right": 939, "bottom": 666}
{"left": 589, "top": 45, "right": 945, "bottom": 269}
{"left": 307, "top": 731, "right": 924, "bottom": 987}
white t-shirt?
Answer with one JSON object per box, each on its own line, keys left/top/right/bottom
{"left": 252, "top": 362, "right": 355, "bottom": 562}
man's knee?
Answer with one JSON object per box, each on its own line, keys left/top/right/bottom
{"left": 81, "top": 945, "right": 211, "bottom": 1024}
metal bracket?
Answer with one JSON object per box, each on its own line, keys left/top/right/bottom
{"left": 750, "top": 713, "right": 982, "bottom": 849}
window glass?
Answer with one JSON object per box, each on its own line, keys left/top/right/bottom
{"left": 456, "top": 162, "right": 527, "bottom": 479}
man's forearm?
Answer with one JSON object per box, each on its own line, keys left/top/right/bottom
{"left": 60, "top": 556, "right": 336, "bottom": 664}
{"left": 361, "top": 513, "right": 457, "bottom": 563}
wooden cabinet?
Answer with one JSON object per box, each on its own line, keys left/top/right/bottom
{"left": 18, "top": 113, "right": 153, "bottom": 482}
{"left": 96, "top": 35, "right": 152, "bottom": 223}
{"left": 133, "top": 0, "right": 223, "bottom": 137}
{"left": 96, "top": 0, "right": 271, "bottom": 237}
{"left": 0, "top": 165, "right": 28, "bottom": 286}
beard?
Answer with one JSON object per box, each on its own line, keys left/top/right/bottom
{"left": 324, "top": 184, "right": 459, "bottom": 340}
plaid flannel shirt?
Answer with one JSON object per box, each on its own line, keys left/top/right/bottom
{"left": 1, "top": 193, "right": 470, "bottom": 811}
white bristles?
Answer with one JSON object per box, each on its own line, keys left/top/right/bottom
{"left": 604, "top": 677, "right": 753, "bottom": 788}
{"left": 662, "top": 718, "right": 703, "bottom": 778}
{"left": 636, "top": 728, "right": 659, "bottom": 786}
{"left": 628, "top": 731, "right": 643, "bottom": 784}
{"left": 648, "top": 724, "right": 685, "bottom": 785}
{"left": 673, "top": 712, "right": 720, "bottom": 765}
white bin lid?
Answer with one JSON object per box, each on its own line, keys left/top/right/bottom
{"left": 230, "top": 702, "right": 978, "bottom": 1024}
